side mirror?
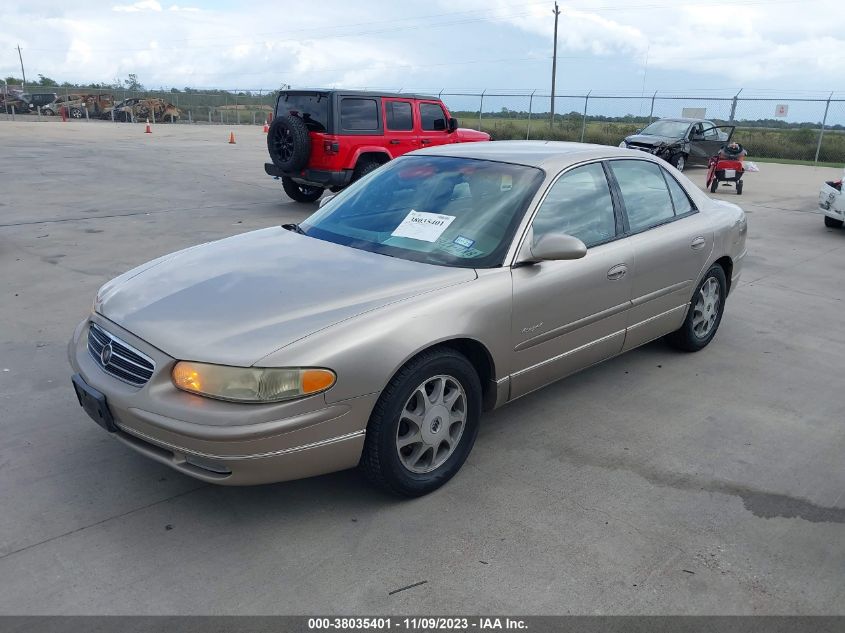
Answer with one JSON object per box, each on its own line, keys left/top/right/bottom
{"left": 448, "top": 117, "right": 459, "bottom": 133}
{"left": 318, "top": 194, "right": 335, "bottom": 208}
{"left": 517, "top": 230, "right": 587, "bottom": 264}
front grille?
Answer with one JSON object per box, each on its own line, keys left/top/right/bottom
{"left": 87, "top": 322, "right": 155, "bottom": 387}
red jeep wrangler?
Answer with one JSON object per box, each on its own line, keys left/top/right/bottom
{"left": 265, "top": 90, "right": 490, "bottom": 202}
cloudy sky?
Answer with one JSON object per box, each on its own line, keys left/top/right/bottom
{"left": 1, "top": 0, "right": 842, "bottom": 98}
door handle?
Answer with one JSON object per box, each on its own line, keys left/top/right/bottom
{"left": 690, "top": 236, "right": 706, "bottom": 250}
{"left": 420, "top": 139, "right": 431, "bottom": 145}
{"left": 607, "top": 264, "right": 627, "bottom": 281}
{"left": 389, "top": 139, "right": 400, "bottom": 145}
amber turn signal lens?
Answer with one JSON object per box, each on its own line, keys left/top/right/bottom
{"left": 301, "top": 369, "right": 336, "bottom": 394}
{"left": 172, "top": 362, "right": 204, "bottom": 393}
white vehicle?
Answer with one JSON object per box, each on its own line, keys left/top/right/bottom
{"left": 819, "top": 168, "right": 844, "bottom": 228}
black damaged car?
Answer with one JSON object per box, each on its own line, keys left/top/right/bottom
{"left": 620, "top": 118, "right": 734, "bottom": 172}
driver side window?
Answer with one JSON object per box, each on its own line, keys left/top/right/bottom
{"left": 532, "top": 163, "right": 617, "bottom": 248}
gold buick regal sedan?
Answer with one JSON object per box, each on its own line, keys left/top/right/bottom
{"left": 69, "top": 141, "right": 747, "bottom": 497}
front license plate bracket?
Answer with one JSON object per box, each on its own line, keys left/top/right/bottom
{"left": 72, "top": 374, "right": 118, "bottom": 432}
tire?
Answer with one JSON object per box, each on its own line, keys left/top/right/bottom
{"left": 351, "top": 159, "right": 382, "bottom": 183}
{"left": 824, "top": 215, "right": 843, "bottom": 228}
{"left": 42, "top": 108, "right": 54, "bottom": 116}
{"left": 360, "top": 347, "right": 482, "bottom": 497}
{"left": 736, "top": 180, "right": 743, "bottom": 195}
{"left": 670, "top": 153, "right": 686, "bottom": 172}
{"left": 709, "top": 178, "right": 718, "bottom": 193}
{"left": 281, "top": 176, "right": 324, "bottom": 203}
{"left": 666, "top": 264, "right": 727, "bottom": 352}
{"left": 69, "top": 107, "right": 83, "bottom": 119}
{"left": 267, "top": 115, "right": 311, "bottom": 171}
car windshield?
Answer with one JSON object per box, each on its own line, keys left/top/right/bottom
{"left": 640, "top": 120, "right": 691, "bottom": 138}
{"left": 277, "top": 93, "right": 329, "bottom": 132}
{"left": 299, "top": 156, "right": 545, "bottom": 268}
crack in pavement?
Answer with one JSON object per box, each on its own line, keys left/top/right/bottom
{"left": 0, "top": 483, "right": 208, "bottom": 561}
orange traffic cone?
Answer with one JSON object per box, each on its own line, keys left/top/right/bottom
{"left": 144, "top": 118, "right": 152, "bottom": 134}
{"left": 228, "top": 131, "right": 236, "bottom": 144}
{"left": 262, "top": 121, "right": 269, "bottom": 133}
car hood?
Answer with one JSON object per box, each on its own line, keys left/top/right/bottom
{"left": 625, "top": 133, "right": 680, "bottom": 146}
{"left": 97, "top": 227, "right": 477, "bottom": 366}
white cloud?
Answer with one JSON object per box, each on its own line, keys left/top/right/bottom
{"left": 112, "top": 0, "right": 162, "bottom": 12}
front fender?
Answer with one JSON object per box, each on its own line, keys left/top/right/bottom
{"left": 256, "top": 269, "right": 514, "bottom": 404}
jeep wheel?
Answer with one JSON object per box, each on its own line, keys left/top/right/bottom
{"left": 281, "top": 176, "right": 324, "bottom": 203}
{"left": 352, "top": 159, "right": 382, "bottom": 183}
{"left": 268, "top": 115, "right": 311, "bottom": 172}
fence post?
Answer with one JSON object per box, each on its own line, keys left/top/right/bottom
{"left": 648, "top": 90, "right": 657, "bottom": 122}
{"left": 478, "top": 90, "right": 485, "bottom": 131}
{"left": 188, "top": 110, "right": 192, "bottom": 124}
{"left": 814, "top": 92, "right": 833, "bottom": 165}
{"left": 580, "top": 90, "right": 591, "bottom": 143}
{"left": 729, "top": 88, "right": 742, "bottom": 122}
{"left": 526, "top": 89, "right": 536, "bottom": 140}
{"left": 208, "top": 110, "right": 212, "bottom": 124}
{"left": 11, "top": 105, "right": 15, "bottom": 121}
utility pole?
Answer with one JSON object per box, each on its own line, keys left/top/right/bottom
{"left": 550, "top": 1, "right": 560, "bottom": 128}
{"left": 16, "top": 45, "right": 27, "bottom": 91}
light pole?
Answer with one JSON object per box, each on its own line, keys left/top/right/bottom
{"left": 550, "top": 1, "right": 560, "bottom": 128}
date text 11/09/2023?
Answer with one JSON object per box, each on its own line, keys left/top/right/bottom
{"left": 307, "top": 617, "right": 528, "bottom": 630}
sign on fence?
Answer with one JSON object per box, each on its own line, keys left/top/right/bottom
{"left": 775, "top": 104, "right": 788, "bottom": 117}
{"left": 681, "top": 108, "right": 706, "bottom": 119}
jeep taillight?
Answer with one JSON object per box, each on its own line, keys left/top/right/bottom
{"left": 323, "top": 140, "right": 339, "bottom": 154}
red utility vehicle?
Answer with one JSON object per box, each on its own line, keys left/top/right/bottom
{"left": 265, "top": 90, "right": 490, "bottom": 202}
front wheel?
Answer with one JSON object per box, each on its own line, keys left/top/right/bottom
{"left": 360, "top": 347, "right": 482, "bottom": 497}
{"left": 824, "top": 215, "right": 843, "bottom": 228}
{"left": 666, "top": 264, "right": 727, "bottom": 352}
{"left": 670, "top": 153, "right": 686, "bottom": 172}
{"left": 281, "top": 176, "right": 324, "bottom": 203}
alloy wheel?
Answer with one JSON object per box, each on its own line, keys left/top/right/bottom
{"left": 395, "top": 375, "right": 467, "bottom": 474}
{"left": 692, "top": 277, "right": 720, "bottom": 338}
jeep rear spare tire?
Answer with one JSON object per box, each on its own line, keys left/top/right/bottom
{"left": 268, "top": 115, "right": 311, "bottom": 172}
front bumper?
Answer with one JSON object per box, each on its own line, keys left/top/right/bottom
{"left": 68, "top": 316, "right": 376, "bottom": 485}
{"left": 264, "top": 163, "right": 353, "bottom": 189}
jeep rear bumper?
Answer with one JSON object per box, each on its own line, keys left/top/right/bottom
{"left": 264, "top": 163, "right": 353, "bottom": 189}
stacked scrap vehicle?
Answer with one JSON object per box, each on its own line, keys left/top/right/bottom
{"left": 42, "top": 94, "right": 115, "bottom": 118}
{"left": 103, "top": 98, "right": 181, "bottom": 122}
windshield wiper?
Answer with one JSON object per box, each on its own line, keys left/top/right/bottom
{"left": 282, "top": 223, "right": 307, "bottom": 235}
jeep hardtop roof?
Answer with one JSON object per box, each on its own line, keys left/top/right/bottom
{"left": 278, "top": 89, "right": 440, "bottom": 101}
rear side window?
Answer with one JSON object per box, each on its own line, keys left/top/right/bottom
{"left": 609, "top": 160, "right": 675, "bottom": 232}
{"left": 533, "top": 163, "right": 617, "bottom": 247}
{"left": 420, "top": 102, "right": 447, "bottom": 131}
{"left": 663, "top": 170, "right": 695, "bottom": 216}
{"left": 277, "top": 93, "right": 328, "bottom": 132}
{"left": 340, "top": 98, "right": 379, "bottom": 131}
{"left": 386, "top": 101, "right": 413, "bottom": 131}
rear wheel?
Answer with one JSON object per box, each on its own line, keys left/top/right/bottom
{"left": 69, "top": 107, "right": 83, "bottom": 119}
{"left": 360, "top": 347, "right": 481, "bottom": 497}
{"left": 825, "top": 215, "right": 844, "bottom": 228}
{"left": 736, "top": 180, "right": 743, "bottom": 195}
{"left": 709, "top": 178, "right": 718, "bottom": 193}
{"left": 351, "top": 159, "right": 382, "bottom": 183}
{"left": 281, "top": 176, "right": 324, "bottom": 203}
{"left": 666, "top": 264, "right": 727, "bottom": 352}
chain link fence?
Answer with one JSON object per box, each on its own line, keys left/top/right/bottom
{"left": 2, "top": 84, "right": 843, "bottom": 164}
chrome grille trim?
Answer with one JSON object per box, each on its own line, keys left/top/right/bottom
{"left": 87, "top": 322, "right": 155, "bottom": 387}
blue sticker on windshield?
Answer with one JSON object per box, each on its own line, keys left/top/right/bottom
{"left": 453, "top": 235, "right": 475, "bottom": 249}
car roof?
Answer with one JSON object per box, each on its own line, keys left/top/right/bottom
{"left": 409, "top": 140, "right": 658, "bottom": 170}
{"left": 657, "top": 117, "right": 712, "bottom": 124}
{"left": 279, "top": 89, "right": 439, "bottom": 101}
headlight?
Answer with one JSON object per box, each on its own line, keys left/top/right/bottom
{"left": 618, "top": 141, "right": 627, "bottom": 148}
{"left": 171, "top": 362, "right": 336, "bottom": 403}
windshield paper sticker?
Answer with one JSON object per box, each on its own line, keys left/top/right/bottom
{"left": 391, "top": 210, "right": 456, "bottom": 242}
{"left": 453, "top": 235, "right": 475, "bottom": 249}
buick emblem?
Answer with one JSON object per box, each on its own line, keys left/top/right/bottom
{"left": 100, "top": 343, "right": 113, "bottom": 366}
